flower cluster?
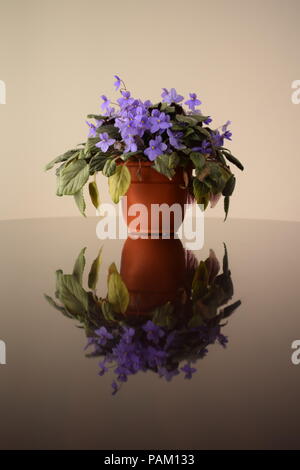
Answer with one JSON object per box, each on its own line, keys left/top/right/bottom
{"left": 46, "top": 76, "right": 244, "bottom": 222}
{"left": 86, "top": 320, "right": 228, "bottom": 395}
{"left": 85, "top": 76, "right": 233, "bottom": 162}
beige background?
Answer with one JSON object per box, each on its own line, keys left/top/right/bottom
{"left": 0, "top": 0, "right": 299, "bottom": 221}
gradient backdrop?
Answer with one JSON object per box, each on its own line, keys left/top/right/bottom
{"left": 0, "top": 0, "right": 299, "bottom": 221}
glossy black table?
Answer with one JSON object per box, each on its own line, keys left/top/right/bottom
{"left": 0, "top": 216, "right": 300, "bottom": 450}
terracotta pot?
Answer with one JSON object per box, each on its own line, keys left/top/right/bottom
{"left": 120, "top": 237, "right": 186, "bottom": 315}
{"left": 122, "top": 160, "right": 190, "bottom": 234}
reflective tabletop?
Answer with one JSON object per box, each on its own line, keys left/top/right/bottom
{"left": 0, "top": 216, "right": 300, "bottom": 450}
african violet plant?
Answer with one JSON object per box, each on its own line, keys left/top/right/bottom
{"left": 45, "top": 245, "right": 241, "bottom": 395}
{"left": 45, "top": 76, "right": 244, "bottom": 219}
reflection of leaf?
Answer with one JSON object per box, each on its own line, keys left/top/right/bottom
{"left": 88, "top": 247, "right": 103, "bottom": 290}
{"left": 58, "top": 275, "right": 88, "bottom": 314}
{"left": 204, "top": 249, "right": 220, "bottom": 285}
{"left": 72, "top": 247, "right": 86, "bottom": 285}
{"left": 44, "top": 294, "right": 71, "bottom": 316}
{"left": 152, "top": 302, "right": 175, "bottom": 329}
{"left": 192, "top": 261, "right": 209, "bottom": 299}
{"left": 101, "top": 300, "right": 117, "bottom": 322}
{"left": 107, "top": 264, "right": 129, "bottom": 314}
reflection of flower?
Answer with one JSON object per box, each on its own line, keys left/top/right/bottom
{"left": 45, "top": 245, "right": 241, "bottom": 395}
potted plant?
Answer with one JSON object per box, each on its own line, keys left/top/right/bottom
{"left": 45, "top": 76, "right": 244, "bottom": 224}
{"left": 45, "top": 242, "right": 241, "bottom": 394}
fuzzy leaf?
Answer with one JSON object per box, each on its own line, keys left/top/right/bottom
{"left": 74, "top": 189, "right": 86, "bottom": 216}
{"left": 88, "top": 181, "right": 100, "bottom": 209}
{"left": 107, "top": 265, "right": 129, "bottom": 314}
{"left": 108, "top": 165, "right": 131, "bottom": 203}
{"left": 60, "top": 160, "right": 89, "bottom": 195}
{"left": 72, "top": 247, "right": 86, "bottom": 285}
{"left": 88, "top": 247, "right": 103, "bottom": 291}
{"left": 103, "top": 159, "right": 117, "bottom": 177}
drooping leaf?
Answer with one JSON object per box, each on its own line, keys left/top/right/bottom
{"left": 102, "top": 159, "right": 117, "bottom": 177}
{"left": 152, "top": 153, "right": 179, "bottom": 179}
{"left": 193, "top": 178, "right": 210, "bottom": 204}
{"left": 107, "top": 264, "right": 129, "bottom": 314}
{"left": 190, "top": 152, "right": 206, "bottom": 171}
{"left": 222, "top": 151, "right": 244, "bottom": 171}
{"left": 88, "top": 181, "right": 100, "bottom": 209}
{"left": 89, "top": 152, "right": 110, "bottom": 174}
{"left": 88, "top": 247, "right": 103, "bottom": 290}
{"left": 224, "top": 195, "right": 230, "bottom": 221}
{"left": 74, "top": 188, "right": 86, "bottom": 216}
{"left": 44, "top": 149, "right": 79, "bottom": 171}
{"left": 60, "top": 160, "right": 89, "bottom": 195}
{"left": 108, "top": 165, "right": 131, "bottom": 204}
{"left": 72, "top": 247, "right": 86, "bottom": 285}
{"left": 222, "top": 174, "right": 236, "bottom": 197}
{"left": 101, "top": 300, "right": 117, "bottom": 322}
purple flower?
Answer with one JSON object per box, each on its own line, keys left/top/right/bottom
{"left": 111, "top": 380, "right": 119, "bottom": 395}
{"left": 122, "top": 326, "right": 135, "bottom": 344}
{"left": 204, "top": 116, "right": 212, "bottom": 125}
{"left": 144, "top": 135, "right": 167, "bottom": 161}
{"left": 181, "top": 363, "right": 197, "bottom": 379}
{"left": 185, "top": 93, "right": 202, "bottom": 111}
{"left": 114, "top": 75, "right": 122, "bottom": 91}
{"left": 161, "top": 88, "right": 184, "bottom": 104}
{"left": 142, "top": 320, "right": 165, "bottom": 344}
{"left": 117, "top": 91, "right": 135, "bottom": 108}
{"left": 124, "top": 136, "right": 137, "bottom": 153}
{"left": 192, "top": 139, "right": 211, "bottom": 154}
{"left": 95, "top": 326, "right": 114, "bottom": 345}
{"left": 98, "top": 360, "right": 109, "bottom": 376}
{"left": 222, "top": 120, "right": 231, "bottom": 132}
{"left": 86, "top": 121, "right": 97, "bottom": 138}
{"left": 211, "top": 130, "right": 224, "bottom": 147}
{"left": 217, "top": 334, "right": 228, "bottom": 347}
{"left": 95, "top": 132, "right": 116, "bottom": 152}
{"left": 158, "top": 367, "right": 180, "bottom": 381}
{"left": 167, "top": 129, "right": 185, "bottom": 150}
{"left": 101, "top": 95, "right": 111, "bottom": 111}
{"left": 149, "top": 109, "right": 172, "bottom": 133}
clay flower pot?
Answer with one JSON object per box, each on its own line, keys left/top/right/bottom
{"left": 122, "top": 160, "right": 191, "bottom": 234}
{"left": 120, "top": 237, "right": 186, "bottom": 314}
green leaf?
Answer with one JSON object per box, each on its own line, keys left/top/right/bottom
{"left": 88, "top": 247, "right": 103, "bottom": 290}
{"left": 72, "top": 247, "right": 86, "bottom": 285}
{"left": 192, "top": 261, "right": 209, "bottom": 299}
{"left": 101, "top": 300, "right": 117, "bottom": 322}
{"left": 107, "top": 265, "right": 129, "bottom": 314}
{"left": 108, "top": 165, "right": 131, "bottom": 203}
{"left": 102, "top": 158, "right": 117, "bottom": 177}
{"left": 44, "top": 294, "right": 69, "bottom": 315}
{"left": 59, "top": 275, "right": 88, "bottom": 314}
{"left": 222, "top": 174, "right": 236, "bottom": 197}
{"left": 190, "top": 152, "right": 206, "bottom": 171}
{"left": 95, "top": 124, "right": 120, "bottom": 139}
{"left": 44, "top": 149, "right": 79, "bottom": 171}
{"left": 222, "top": 151, "right": 244, "bottom": 171}
{"left": 89, "top": 152, "right": 110, "bottom": 174}
{"left": 74, "top": 188, "right": 86, "bottom": 216}
{"left": 60, "top": 160, "right": 90, "bottom": 195}
{"left": 175, "top": 114, "right": 198, "bottom": 126}
{"left": 152, "top": 153, "right": 179, "bottom": 179}
{"left": 189, "top": 114, "right": 210, "bottom": 123}
{"left": 87, "top": 114, "right": 107, "bottom": 120}
{"left": 193, "top": 178, "right": 210, "bottom": 203}
{"left": 88, "top": 181, "right": 100, "bottom": 209}
{"left": 152, "top": 302, "right": 175, "bottom": 329}
{"left": 224, "top": 195, "right": 230, "bottom": 221}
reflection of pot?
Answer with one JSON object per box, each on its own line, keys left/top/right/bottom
{"left": 120, "top": 237, "right": 186, "bottom": 314}
{"left": 122, "top": 161, "right": 190, "bottom": 234}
